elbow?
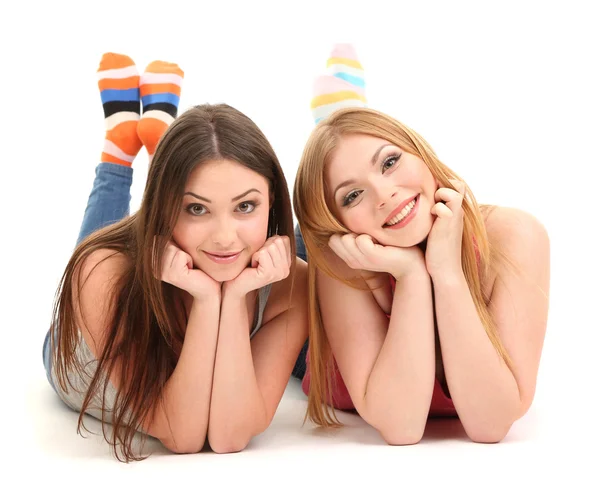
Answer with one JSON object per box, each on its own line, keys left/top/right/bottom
{"left": 362, "top": 402, "right": 427, "bottom": 446}
{"left": 380, "top": 428, "right": 425, "bottom": 446}
{"left": 464, "top": 420, "right": 514, "bottom": 444}
{"left": 209, "top": 434, "right": 251, "bottom": 454}
{"left": 163, "top": 436, "right": 205, "bottom": 455}
{"left": 374, "top": 416, "right": 427, "bottom": 446}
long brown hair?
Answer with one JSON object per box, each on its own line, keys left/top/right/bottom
{"left": 50, "top": 104, "right": 295, "bottom": 461}
{"left": 293, "top": 107, "right": 512, "bottom": 428}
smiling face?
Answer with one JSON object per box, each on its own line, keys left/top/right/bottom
{"left": 326, "top": 133, "right": 438, "bottom": 247}
{"left": 171, "top": 159, "right": 271, "bottom": 282}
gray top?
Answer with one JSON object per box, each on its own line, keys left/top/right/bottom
{"left": 51, "top": 284, "right": 272, "bottom": 422}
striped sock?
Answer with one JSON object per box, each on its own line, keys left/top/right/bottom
{"left": 97, "top": 53, "right": 142, "bottom": 167}
{"left": 311, "top": 44, "right": 367, "bottom": 124}
{"left": 137, "top": 61, "right": 184, "bottom": 160}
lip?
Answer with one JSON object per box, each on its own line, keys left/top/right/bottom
{"left": 203, "top": 251, "right": 242, "bottom": 264}
{"left": 382, "top": 194, "right": 420, "bottom": 227}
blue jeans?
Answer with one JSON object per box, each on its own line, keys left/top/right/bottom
{"left": 42, "top": 162, "right": 134, "bottom": 390}
{"left": 291, "top": 224, "right": 309, "bottom": 380}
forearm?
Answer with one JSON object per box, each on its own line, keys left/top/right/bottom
{"left": 152, "top": 297, "right": 220, "bottom": 453}
{"left": 208, "top": 289, "right": 266, "bottom": 452}
{"left": 432, "top": 272, "right": 520, "bottom": 440}
{"left": 363, "top": 267, "right": 435, "bottom": 443}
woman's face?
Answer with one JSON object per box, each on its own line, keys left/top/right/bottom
{"left": 172, "top": 159, "right": 271, "bottom": 282}
{"left": 326, "top": 133, "right": 438, "bottom": 247}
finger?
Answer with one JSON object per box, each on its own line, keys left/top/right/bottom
{"left": 355, "top": 234, "right": 377, "bottom": 257}
{"left": 431, "top": 202, "right": 453, "bottom": 218}
{"left": 258, "top": 248, "right": 276, "bottom": 271}
{"left": 161, "top": 242, "right": 177, "bottom": 275}
{"left": 435, "top": 188, "right": 464, "bottom": 213}
{"left": 434, "top": 187, "right": 462, "bottom": 203}
{"left": 274, "top": 237, "right": 290, "bottom": 270}
{"left": 329, "top": 234, "right": 356, "bottom": 268}
{"left": 251, "top": 249, "right": 261, "bottom": 268}
{"left": 449, "top": 179, "right": 466, "bottom": 196}
{"left": 262, "top": 235, "right": 280, "bottom": 249}
{"left": 340, "top": 234, "right": 366, "bottom": 269}
{"left": 174, "top": 250, "right": 192, "bottom": 272}
{"left": 267, "top": 240, "right": 283, "bottom": 272}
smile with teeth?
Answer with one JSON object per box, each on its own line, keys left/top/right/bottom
{"left": 384, "top": 197, "right": 418, "bottom": 227}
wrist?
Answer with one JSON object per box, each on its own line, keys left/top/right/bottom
{"left": 192, "top": 294, "right": 221, "bottom": 308}
{"left": 430, "top": 267, "right": 465, "bottom": 287}
{"left": 191, "top": 286, "right": 222, "bottom": 305}
{"left": 221, "top": 281, "right": 249, "bottom": 302}
{"left": 391, "top": 260, "right": 429, "bottom": 281}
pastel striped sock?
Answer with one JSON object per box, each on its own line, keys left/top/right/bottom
{"left": 311, "top": 44, "right": 367, "bottom": 124}
{"left": 137, "top": 61, "right": 184, "bottom": 160}
{"left": 97, "top": 53, "right": 143, "bottom": 167}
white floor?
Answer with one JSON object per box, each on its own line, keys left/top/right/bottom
{"left": 12, "top": 345, "right": 599, "bottom": 476}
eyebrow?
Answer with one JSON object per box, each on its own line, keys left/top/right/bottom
{"left": 184, "top": 188, "right": 262, "bottom": 203}
{"left": 332, "top": 143, "right": 395, "bottom": 199}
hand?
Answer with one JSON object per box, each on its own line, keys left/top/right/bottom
{"left": 225, "top": 235, "right": 291, "bottom": 298}
{"left": 328, "top": 233, "right": 425, "bottom": 280}
{"left": 425, "top": 179, "right": 466, "bottom": 279}
{"left": 155, "top": 239, "right": 221, "bottom": 301}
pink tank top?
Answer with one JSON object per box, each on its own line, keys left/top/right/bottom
{"left": 301, "top": 242, "right": 482, "bottom": 417}
{"left": 300, "top": 276, "right": 457, "bottom": 417}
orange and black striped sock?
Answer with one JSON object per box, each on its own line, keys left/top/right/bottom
{"left": 97, "top": 53, "right": 142, "bottom": 167}
{"left": 137, "top": 61, "right": 184, "bottom": 161}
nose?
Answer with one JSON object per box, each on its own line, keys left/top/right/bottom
{"left": 211, "top": 216, "right": 237, "bottom": 248}
{"left": 375, "top": 183, "right": 398, "bottom": 209}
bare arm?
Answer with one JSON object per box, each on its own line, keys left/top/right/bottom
{"left": 207, "top": 258, "right": 308, "bottom": 453}
{"left": 318, "top": 249, "right": 435, "bottom": 445}
{"left": 145, "top": 296, "right": 220, "bottom": 453}
{"left": 76, "top": 249, "right": 221, "bottom": 454}
{"left": 432, "top": 208, "right": 550, "bottom": 442}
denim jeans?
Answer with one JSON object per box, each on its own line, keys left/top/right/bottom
{"left": 291, "top": 224, "right": 309, "bottom": 380}
{"left": 42, "top": 162, "right": 134, "bottom": 389}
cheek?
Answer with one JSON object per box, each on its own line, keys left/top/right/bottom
{"left": 172, "top": 218, "right": 203, "bottom": 251}
{"left": 238, "top": 213, "right": 270, "bottom": 249}
{"left": 342, "top": 208, "right": 373, "bottom": 234}
{"left": 396, "top": 164, "right": 423, "bottom": 188}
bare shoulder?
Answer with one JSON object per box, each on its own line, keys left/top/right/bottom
{"left": 484, "top": 206, "right": 550, "bottom": 273}
{"left": 76, "top": 248, "right": 128, "bottom": 284}
{"left": 263, "top": 256, "right": 309, "bottom": 323}
{"left": 73, "top": 248, "right": 129, "bottom": 340}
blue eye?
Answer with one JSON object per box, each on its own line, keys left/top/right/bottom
{"left": 342, "top": 190, "right": 362, "bottom": 207}
{"left": 236, "top": 201, "right": 256, "bottom": 214}
{"left": 186, "top": 204, "right": 207, "bottom": 216}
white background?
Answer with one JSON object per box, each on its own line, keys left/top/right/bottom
{"left": 1, "top": 0, "right": 598, "bottom": 475}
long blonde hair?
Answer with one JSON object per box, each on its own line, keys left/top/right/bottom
{"left": 293, "top": 107, "right": 511, "bottom": 427}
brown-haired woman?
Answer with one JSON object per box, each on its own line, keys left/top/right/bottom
{"left": 42, "top": 53, "right": 308, "bottom": 461}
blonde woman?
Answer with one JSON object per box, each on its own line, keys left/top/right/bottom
{"left": 292, "top": 44, "right": 550, "bottom": 444}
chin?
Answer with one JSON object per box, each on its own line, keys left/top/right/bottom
{"left": 202, "top": 265, "right": 245, "bottom": 283}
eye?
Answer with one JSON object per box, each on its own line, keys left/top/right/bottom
{"left": 342, "top": 190, "right": 362, "bottom": 207}
{"left": 186, "top": 204, "right": 207, "bottom": 216}
{"left": 382, "top": 154, "right": 401, "bottom": 172}
{"left": 236, "top": 201, "right": 256, "bottom": 214}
